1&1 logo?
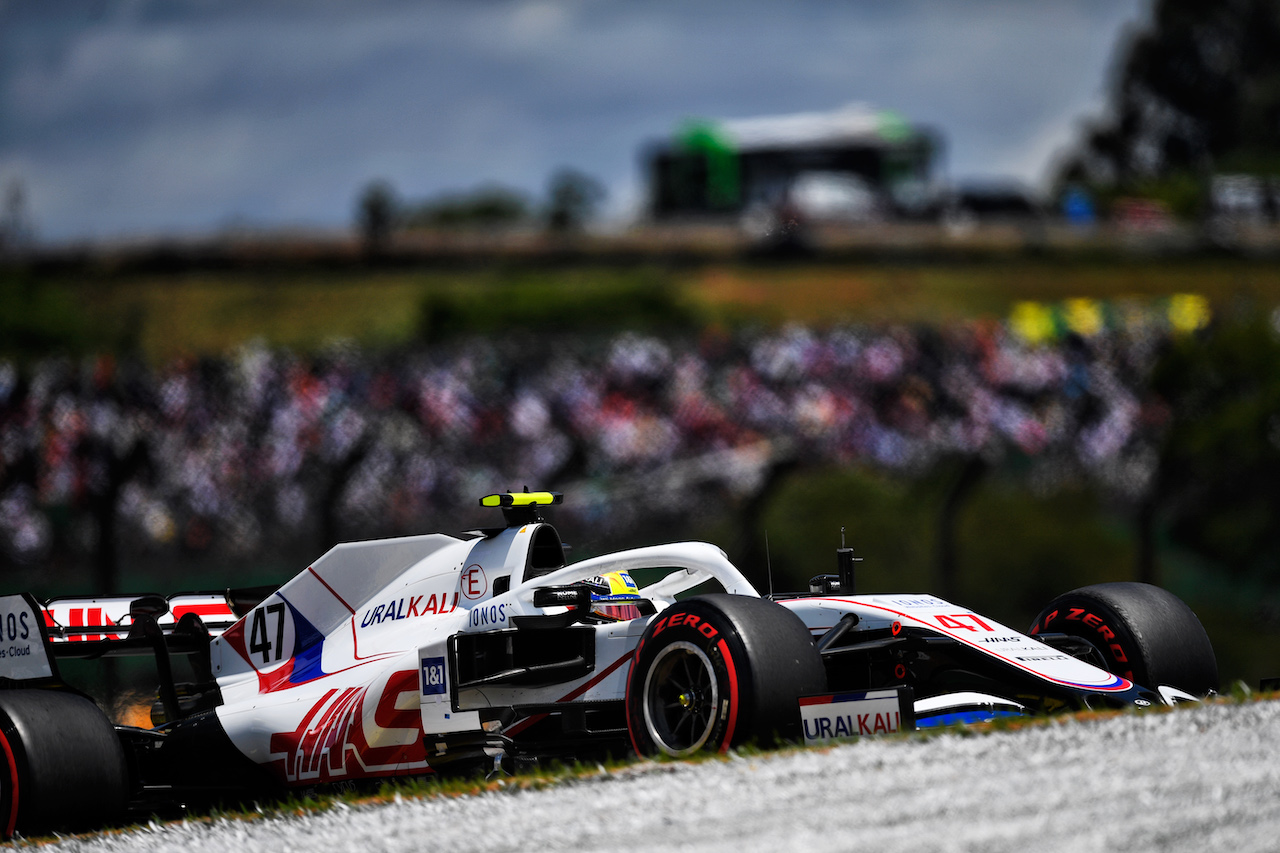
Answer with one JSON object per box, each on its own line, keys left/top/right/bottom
{"left": 421, "top": 656, "right": 447, "bottom": 696}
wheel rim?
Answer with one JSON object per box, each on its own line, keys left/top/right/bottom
{"left": 642, "top": 641, "right": 719, "bottom": 756}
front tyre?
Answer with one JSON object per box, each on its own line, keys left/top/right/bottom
{"left": 626, "top": 595, "right": 826, "bottom": 757}
{"left": 1030, "top": 582, "right": 1218, "bottom": 697}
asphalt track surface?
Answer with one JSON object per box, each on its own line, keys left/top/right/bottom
{"left": 43, "top": 698, "right": 1280, "bottom": 853}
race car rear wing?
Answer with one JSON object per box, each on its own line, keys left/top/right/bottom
{"left": 1, "top": 586, "right": 274, "bottom": 723}
{"left": 42, "top": 591, "right": 243, "bottom": 645}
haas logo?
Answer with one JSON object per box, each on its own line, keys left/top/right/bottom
{"left": 268, "top": 669, "right": 425, "bottom": 783}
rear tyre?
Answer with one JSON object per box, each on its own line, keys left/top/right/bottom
{"left": 625, "top": 595, "right": 826, "bottom": 757}
{"left": 0, "top": 690, "right": 129, "bottom": 838}
{"left": 1029, "top": 582, "right": 1218, "bottom": 697}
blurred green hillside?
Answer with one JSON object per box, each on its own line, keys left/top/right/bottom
{"left": 7, "top": 256, "right": 1280, "bottom": 361}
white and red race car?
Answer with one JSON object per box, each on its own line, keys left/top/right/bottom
{"left": 0, "top": 491, "right": 1217, "bottom": 836}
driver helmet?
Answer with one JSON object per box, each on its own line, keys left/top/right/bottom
{"left": 590, "top": 571, "right": 643, "bottom": 621}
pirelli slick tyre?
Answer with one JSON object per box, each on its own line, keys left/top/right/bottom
{"left": 625, "top": 595, "right": 827, "bottom": 757}
{"left": 1030, "top": 582, "right": 1218, "bottom": 697}
{"left": 0, "top": 690, "right": 129, "bottom": 838}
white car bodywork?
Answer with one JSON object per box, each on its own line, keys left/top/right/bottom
{"left": 184, "top": 518, "right": 1139, "bottom": 785}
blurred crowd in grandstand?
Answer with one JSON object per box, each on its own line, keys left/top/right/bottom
{"left": 0, "top": 295, "right": 1212, "bottom": 580}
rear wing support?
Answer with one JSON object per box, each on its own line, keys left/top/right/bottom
{"left": 122, "top": 610, "right": 217, "bottom": 725}
{"left": 3, "top": 588, "right": 254, "bottom": 724}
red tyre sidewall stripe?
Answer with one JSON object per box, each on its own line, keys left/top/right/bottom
{"left": 625, "top": 636, "right": 646, "bottom": 756}
{"left": 1041, "top": 608, "right": 1137, "bottom": 683}
{"left": 0, "top": 728, "right": 18, "bottom": 838}
{"left": 629, "top": 627, "right": 741, "bottom": 756}
{"left": 716, "top": 638, "right": 738, "bottom": 754}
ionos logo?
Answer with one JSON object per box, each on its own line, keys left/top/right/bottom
{"left": 469, "top": 602, "right": 507, "bottom": 628}
{"left": 0, "top": 608, "right": 34, "bottom": 660}
{"left": 1, "top": 610, "right": 32, "bottom": 643}
{"left": 882, "top": 597, "right": 949, "bottom": 609}
{"left": 0, "top": 596, "right": 52, "bottom": 681}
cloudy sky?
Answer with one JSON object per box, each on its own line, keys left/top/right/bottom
{"left": 0, "top": 0, "right": 1150, "bottom": 243}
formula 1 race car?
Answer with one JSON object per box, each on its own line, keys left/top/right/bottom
{"left": 0, "top": 491, "right": 1218, "bottom": 837}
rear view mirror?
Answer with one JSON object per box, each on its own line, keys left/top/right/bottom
{"left": 532, "top": 585, "right": 593, "bottom": 609}
{"left": 516, "top": 583, "right": 601, "bottom": 630}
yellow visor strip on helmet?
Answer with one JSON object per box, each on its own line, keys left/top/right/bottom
{"left": 479, "top": 492, "right": 563, "bottom": 508}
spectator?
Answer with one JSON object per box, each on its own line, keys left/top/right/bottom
{"left": 0, "top": 298, "right": 1208, "bottom": 577}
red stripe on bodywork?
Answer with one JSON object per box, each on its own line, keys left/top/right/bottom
{"left": 171, "top": 603, "right": 234, "bottom": 619}
{"left": 558, "top": 649, "right": 634, "bottom": 703}
{"left": 811, "top": 597, "right": 1133, "bottom": 693}
{"left": 308, "top": 567, "right": 356, "bottom": 614}
{"left": 505, "top": 650, "right": 634, "bottom": 738}
{"left": 256, "top": 658, "right": 299, "bottom": 693}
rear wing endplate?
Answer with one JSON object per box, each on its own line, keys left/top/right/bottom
{"left": 0, "top": 593, "right": 59, "bottom": 684}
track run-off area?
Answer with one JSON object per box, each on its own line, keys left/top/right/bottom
{"left": 36, "top": 698, "right": 1280, "bottom": 853}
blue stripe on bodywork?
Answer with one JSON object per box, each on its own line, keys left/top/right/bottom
{"left": 916, "top": 708, "right": 1023, "bottom": 728}
{"left": 282, "top": 597, "right": 327, "bottom": 684}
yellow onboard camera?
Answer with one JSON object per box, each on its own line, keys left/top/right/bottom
{"left": 479, "top": 491, "right": 563, "bottom": 508}
{"left": 480, "top": 490, "right": 563, "bottom": 526}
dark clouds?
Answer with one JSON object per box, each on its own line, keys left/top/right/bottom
{"left": 0, "top": 0, "right": 1149, "bottom": 242}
